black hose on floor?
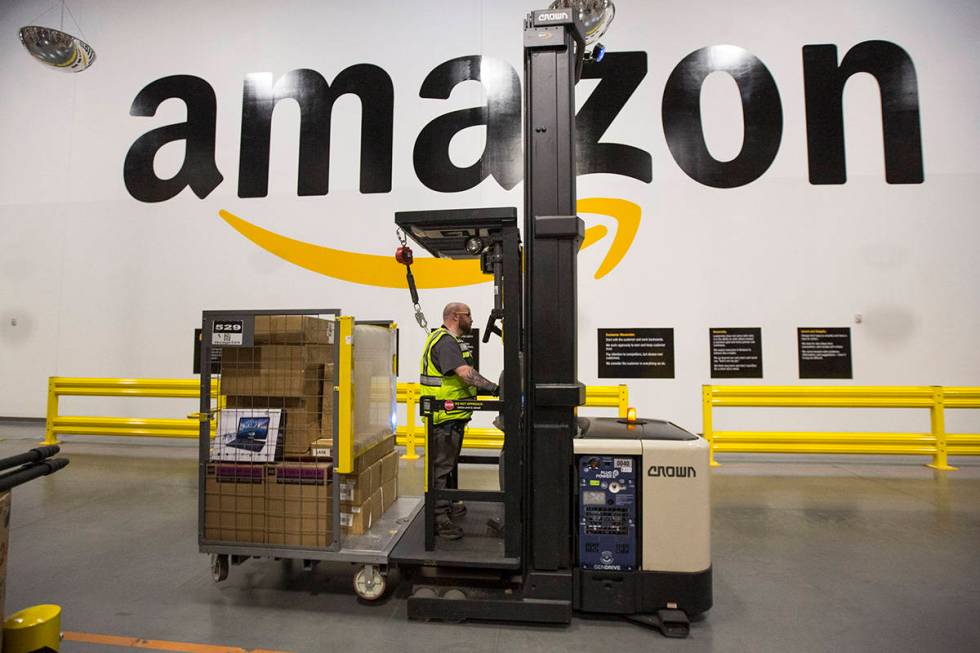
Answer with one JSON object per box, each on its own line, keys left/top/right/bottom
{"left": 0, "top": 445, "right": 61, "bottom": 473}
{"left": 0, "top": 458, "right": 70, "bottom": 493}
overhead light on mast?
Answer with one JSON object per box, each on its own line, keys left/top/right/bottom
{"left": 548, "top": 0, "right": 615, "bottom": 61}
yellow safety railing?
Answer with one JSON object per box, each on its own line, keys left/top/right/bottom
{"left": 395, "top": 383, "right": 629, "bottom": 458}
{"left": 702, "top": 385, "right": 980, "bottom": 470}
{"left": 44, "top": 377, "right": 221, "bottom": 445}
{"left": 44, "top": 377, "right": 629, "bottom": 459}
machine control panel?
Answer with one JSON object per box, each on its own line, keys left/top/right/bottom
{"left": 577, "top": 455, "right": 638, "bottom": 571}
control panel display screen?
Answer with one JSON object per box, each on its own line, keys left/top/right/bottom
{"left": 582, "top": 490, "right": 606, "bottom": 505}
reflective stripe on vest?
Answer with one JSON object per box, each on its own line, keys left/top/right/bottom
{"left": 419, "top": 327, "right": 477, "bottom": 425}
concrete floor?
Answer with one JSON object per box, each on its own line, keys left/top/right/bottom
{"left": 1, "top": 423, "right": 979, "bottom": 653}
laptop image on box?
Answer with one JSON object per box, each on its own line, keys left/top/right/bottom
{"left": 226, "top": 416, "right": 270, "bottom": 453}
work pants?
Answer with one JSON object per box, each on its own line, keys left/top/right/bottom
{"left": 430, "top": 418, "right": 468, "bottom": 519}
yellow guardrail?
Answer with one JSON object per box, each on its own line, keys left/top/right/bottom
{"left": 43, "top": 377, "right": 629, "bottom": 460}
{"left": 44, "top": 377, "right": 221, "bottom": 444}
{"left": 702, "top": 385, "right": 980, "bottom": 470}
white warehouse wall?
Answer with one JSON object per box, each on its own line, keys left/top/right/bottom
{"left": 0, "top": 0, "right": 978, "bottom": 434}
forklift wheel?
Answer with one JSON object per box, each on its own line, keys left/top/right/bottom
{"left": 353, "top": 565, "right": 386, "bottom": 601}
{"left": 210, "top": 554, "right": 229, "bottom": 583}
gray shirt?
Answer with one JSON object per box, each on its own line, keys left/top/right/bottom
{"left": 431, "top": 332, "right": 467, "bottom": 376}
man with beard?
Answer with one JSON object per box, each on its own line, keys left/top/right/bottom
{"left": 419, "top": 302, "right": 499, "bottom": 540}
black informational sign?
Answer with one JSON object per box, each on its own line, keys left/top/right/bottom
{"left": 193, "top": 328, "right": 223, "bottom": 375}
{"left": 798, "top": 327, "right": 853, "bottom": 379}
{"left": 598, "top": 328, "right": 675, "bottom": 378}
{"left": 459, "top": 329, "right": 480, "bottom": 371}
{"left": 710, "top": 328, "right": 763, "bottom": 378}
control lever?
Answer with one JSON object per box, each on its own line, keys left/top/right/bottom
{"left": 482, "top": 309, "right": 503, "bottom": 343}
{"left": 481, "top": 239, "right": 505, "bottom": 344}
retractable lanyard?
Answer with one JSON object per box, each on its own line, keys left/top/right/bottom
{"left": 395, "top": 228, "right": 429, "bottom": 332}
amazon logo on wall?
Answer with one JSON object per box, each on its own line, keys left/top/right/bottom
{"left": 122, "top": 43, "right": 924, "bottom": 286}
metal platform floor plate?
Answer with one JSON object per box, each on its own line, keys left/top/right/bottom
{"left": 391, "top": 501, "right": 520, "bottom": 569}
{"left": 342, "top": 496, "right": 423, "bottom": 556}
{"left": 201, "top": 496, "right": 423, "bottom": 565}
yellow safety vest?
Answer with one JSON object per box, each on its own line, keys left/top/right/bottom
{"left": 419, "top": 327, "right": 478, "bottom": 424}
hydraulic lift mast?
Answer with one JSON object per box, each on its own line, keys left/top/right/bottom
{"left": 391, "top": 8, "right": 590, "bottom": 617}
{"left": 391, "top": 5, "right": 716, "bottom": 634}
{"left": 521, "top": 8, "right": 587, "bottom": 595}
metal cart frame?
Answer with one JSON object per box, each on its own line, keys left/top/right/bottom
{"left": 197, "top": 308, "right": 419, "bottom": 599}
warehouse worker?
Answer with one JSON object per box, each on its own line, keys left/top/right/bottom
{"left": 420, "top": 302, "right": 499, "bottom": 540}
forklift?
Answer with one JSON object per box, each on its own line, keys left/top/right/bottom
{"left": 389, "top": 2, "right": 712, "bottom": 637}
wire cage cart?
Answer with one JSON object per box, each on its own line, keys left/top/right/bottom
{"left": 197, "top": 309, "right": 420, "bottom": 600}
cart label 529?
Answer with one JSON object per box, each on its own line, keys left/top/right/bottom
{"left": 212, "top": 320, "right": 244, "bottom": 346}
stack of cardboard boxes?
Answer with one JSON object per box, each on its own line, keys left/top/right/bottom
{"left": 203, "top": 462, "right": 268, "bottom": 544}
{"left": 203, "top": 436, "right": 399, "bottom": 545}
{"left": 203, "top": 315, "right": 399, "bottom": 548}
{"left": 220, "top": 315, "right": 335, "bottom": 456}
{"left": 266, "top": 461, "right": 333, "bottom": 547}
{"left": 339, "top": 436, "right": 399, "bottom": 535}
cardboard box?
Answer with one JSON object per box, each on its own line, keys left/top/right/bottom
{"left": 352, "top": 435, "right": 395, "bottom": 474}
{"left": 312, "top": 435, "right": 395, "bottom": 470}
{"left": 265, "top": 462, "right": 333, "bottom": 547}
{"left": 225, "top": 396, "right": 323, "bottom": 455}
{"left": 0, "top": 491, "right": 9, "bottom": 625}
{"left": 380, "top": 451, "right": 398, "bottom": 483}
{"left": 204, "top": 463, "right": 267, "bottom": 544}
{"left": 219, "top": 343, "right": 336, "bottom": 454}
{"left": 341, "top": 490, "right": 382, "bottom": 536}
{"left": 220, "top": 364, "right": 324, "bottom": 398}
{"left": 254, "top": 315, "right": 335, "bottom": 345}
{"left": 210, "top": 409, "right": 283, "bottom": 462}
{"left": 220, "top": 344, "right": 334, "bottom": 368}
{"left": 339, "top": 458, "right": 382, "bottom": 504}
{"left": 380, "top": 477, "right": 398, "bottom": 513}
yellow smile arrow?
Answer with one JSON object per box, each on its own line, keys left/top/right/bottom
{"left": 218, "top": 197, "right": 640, "bottom": 288}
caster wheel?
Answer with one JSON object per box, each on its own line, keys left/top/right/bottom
{"left": 210, "top": 554, "right": 229, "bottom": 583}
{"left": 442, "top": 588, "right": 466, "bottom": 623}
{"left": 412, "top": 587, "right": 437, "bottom": 599}
{"left": 353, "top": 565, "right": 386, "bottom": 601}
{"left": 386, "top": 565, "right": 402, "bottom": 590}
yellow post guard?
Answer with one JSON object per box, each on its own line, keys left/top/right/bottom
{"left": 335, "top": 315, "right": 355, "bottom": 474}
{"left": 3, "top": 604, "right": 62, "bottom": 653}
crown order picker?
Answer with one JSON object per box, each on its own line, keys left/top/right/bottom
{"left": 388, "top": 4, "right": 712, "bottom": 637}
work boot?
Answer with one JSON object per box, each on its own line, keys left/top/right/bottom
{"left": 435, "top": 516, "right": 463, "bottom": 540}
{"left": 451, "top": 501, "right": 467, "bottom": 519}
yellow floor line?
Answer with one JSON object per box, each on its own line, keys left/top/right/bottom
{"left": 62, "top": 630, "right": 292, "bottom": 653}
